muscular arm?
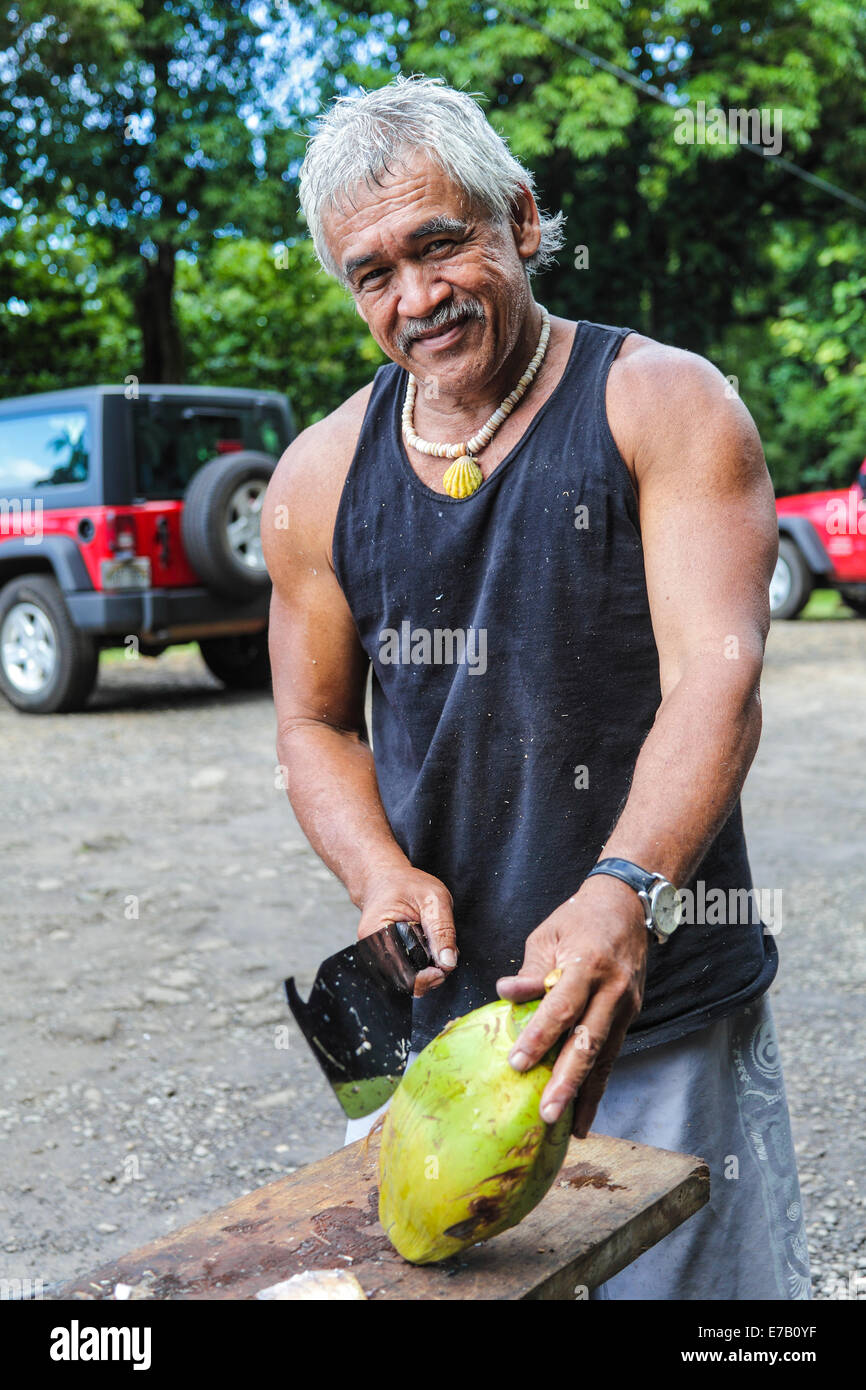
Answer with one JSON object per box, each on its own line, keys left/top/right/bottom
{"left": 262, "top": 397, "right": 457, "bottom": 990}
{"left": 602, "top": 345, "right": 776, "bottom": 880}
{"left": 499, "top": 341, "right": 778, "bottom": 1132}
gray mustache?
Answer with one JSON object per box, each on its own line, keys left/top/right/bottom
{"left": 397, "top": 300, "right": 485, "bottom": 354}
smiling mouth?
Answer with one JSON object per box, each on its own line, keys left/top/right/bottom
{"left": 410, "top": 318, "right": 473, "bottom": 351}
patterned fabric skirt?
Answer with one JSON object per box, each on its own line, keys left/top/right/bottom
{"left": 589, "top": 990, "right": 811, "bottom": 1300}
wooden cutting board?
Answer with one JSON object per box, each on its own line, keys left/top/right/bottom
{"left": 57, "top": 1130, "right": 708, "bottom": 1301}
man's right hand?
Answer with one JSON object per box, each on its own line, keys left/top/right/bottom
{"left": 358, "top": 866, "right": 458, "bottom": 996}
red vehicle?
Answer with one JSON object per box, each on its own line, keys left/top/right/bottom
{"left": 771, "top": 459, "right": 866, "bottom": 619}
{"left": 0, "top": 385, "right": 294, "bottom": 712}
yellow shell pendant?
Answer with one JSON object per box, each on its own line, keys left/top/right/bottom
{"left": 442, "top": 455, "right": 483, "bottom": 499}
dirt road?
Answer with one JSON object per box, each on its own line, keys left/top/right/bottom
{"left": 1, "top": 619, "right": 863, "bottom": 1298}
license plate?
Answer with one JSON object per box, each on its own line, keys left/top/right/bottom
{"left": 100, "top": 558, "right": 151, "bottom": 590}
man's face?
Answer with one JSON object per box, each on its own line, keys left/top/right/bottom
{"left": 322, "top": 152, "right": 541, "bottom": 395}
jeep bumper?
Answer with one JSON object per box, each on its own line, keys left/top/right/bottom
{"left": 65, "top": 586, "right": 269, "bottom": 640}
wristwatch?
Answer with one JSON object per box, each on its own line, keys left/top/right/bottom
{"left": 585, "top": 857, "right": 683, "bottom": 944}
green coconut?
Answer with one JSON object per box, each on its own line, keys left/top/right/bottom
{"left": 378, "top": 997, "right": 573, "bottom": 1264}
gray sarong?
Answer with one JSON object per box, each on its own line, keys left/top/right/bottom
{"left": 345, "top": 991, "right": 811, "bottom": 1301}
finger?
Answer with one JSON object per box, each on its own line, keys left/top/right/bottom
{"left": 496, "top": 934, "right": 571, "bottom": 1000}
{"left": 412, "top": 965, "right": 446, "bottom": 997}
{"left": 537, "top": 989, "right": 622, "bottom": 1125}
{"left": 497, "top": 955, "right": 587, "bottom": 1001}
{"left": 495, "top": 972, "right": 546, "bottom": 1002}
{"left": 418, "top": 889, "right": 458, "bottom": 971}
{"left": 572, "top": 1003, "right": 632, "bottom": 1138}
{"left": 506, "top": 964, "right": 592, "bottom": 1073}
{"left": 358, "top": 901, "right": 416, "bottom": 939}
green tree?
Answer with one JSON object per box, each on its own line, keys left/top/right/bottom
{"left": 177, "top": 235, "right": 385, "bottom": 425}
{"left": 0, "top": 214, "right": 138, "bottom": 396}
{"left": 297, "top": 0, "right": 866, "bottom": 486}
{"left": 0, "top": 0, "right": 304, "bottom": 381}
{"left": 3, "top": 1, "right": 865, "bottom": 487}
{"left": 723, "top": 225, "right": 866, "bottom": 491}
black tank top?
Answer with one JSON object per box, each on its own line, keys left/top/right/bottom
{"left": 332, "top": 319, "right": 777, "bottom": 1055}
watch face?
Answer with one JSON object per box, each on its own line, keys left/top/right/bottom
{"left": 651, "top": 882, "right": 682, "bottom": 938}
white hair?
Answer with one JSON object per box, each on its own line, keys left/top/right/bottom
{"left": 299, "top": 75, "right": 566, "bottom": 282}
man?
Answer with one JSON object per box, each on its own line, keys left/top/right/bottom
{"left": 263, "top": 76, "right": 810, "bottom": 1300}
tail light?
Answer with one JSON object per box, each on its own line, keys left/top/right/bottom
{"left": 106, "top": 511, "right": 138, "bottom": 557}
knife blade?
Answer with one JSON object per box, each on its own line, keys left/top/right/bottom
{"left": 284, "top": 921, "right": 432, "bottom": 1119}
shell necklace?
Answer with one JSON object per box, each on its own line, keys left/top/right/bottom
{"left": 401, "top": 305, "right": 551, "bottom": 499}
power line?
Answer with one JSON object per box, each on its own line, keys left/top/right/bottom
{"left": 499, "top": 5, "right": 866, "bottom": 217}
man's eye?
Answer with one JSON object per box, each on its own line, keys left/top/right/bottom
{"left": 359, "top": 268, "right": 388, "bottom": 288}
{"left": 425, "top": 239, "right": 454, "bottom": 253}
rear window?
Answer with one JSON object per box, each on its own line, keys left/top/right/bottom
{"left": 132, "top": 401, "right": 286, "bottom": 500}
{"left": 0, "top": 408, "right": 89, "bottom": 492}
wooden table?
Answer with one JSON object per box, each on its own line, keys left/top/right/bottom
{"left": 57, "top": 1131, "right": 709, "bottom": 1301}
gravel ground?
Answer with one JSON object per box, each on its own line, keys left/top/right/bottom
{"left": 741, "top": 617, "right": 866, "bottom": 1301}
{"left": 0, "top": 618, "right": 863, "bottom": 1299}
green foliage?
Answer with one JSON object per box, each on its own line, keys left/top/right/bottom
{"left": 0, "top": 0, "right": 301, "bottom": 246}
{"left": 177, "top": 237, "right": 385, "bottom": 425}
{"left": 723, "top": 225, "right": 866, "bottom": 491}
{"left": 298, "top": 0, "right": 866, "bottom": 489}
{"left": 0, "top": 215, "right": 138, "bottom": 397}
{"left": 1, "top": 0, "right": 865, "bottom": 477}
{"left": 0, "top": 0, "right": 308, "bottom": 379}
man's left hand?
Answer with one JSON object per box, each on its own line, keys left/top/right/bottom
{"left": 496, "top": 874, "right": 649, "bottom": 1137}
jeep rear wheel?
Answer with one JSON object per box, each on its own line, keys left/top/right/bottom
{"left": 0, "top": 575, "right": 98, "bottom": 713}
{"left": 770, "top": 537, "right": 813, "bottom": 620}
{"left": 199, "top": 631, "right": 271, "bottom": 689}
{"left": 181, "top": 452, "right": 276, "bottom": 601}
{"left": 838, "top": 586, "right": 866, "bottom": 617}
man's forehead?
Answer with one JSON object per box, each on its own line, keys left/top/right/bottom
{"left": 321, "top": 157, "right": 476, "bottom": 273}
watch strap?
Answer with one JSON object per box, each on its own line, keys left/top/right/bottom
{"left": 586, "top": 857, "right": 658, "bottom": 896}
{"left": 586, "top": 857, "right": 681, "bottom": 944}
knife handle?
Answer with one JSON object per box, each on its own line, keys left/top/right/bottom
{"left": 392, "top": 920, "right": 431, "bottom": 971}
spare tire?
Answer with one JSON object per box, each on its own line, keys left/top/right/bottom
{"left": 181, "top": 451, "right": 276, "bottom": 600}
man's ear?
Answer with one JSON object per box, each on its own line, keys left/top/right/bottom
{"left": 510, "top": 184, "right": 542, "bottom": 263}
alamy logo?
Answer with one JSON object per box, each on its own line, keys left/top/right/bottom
{"left": 49, "top": 1320, "right": 151, "bottom": 1369}
{"left": 379, "top": 620, "right": 487, "bottom": 675}
{"left": 674, "top": 101, "right": 783, "bottom": 156}
{"left": 826, "top": 494, "right": 866, "bottom": 535}
{"left": 0, "top": 1277, "right": 44, "bottom": 1299}
{"left": 0, "top": 497, "right": 43, "bottom": 544}
{"left": 676, "top": 882, "right": 783, "bottom": 934}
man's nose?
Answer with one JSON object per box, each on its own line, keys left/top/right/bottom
{"left": 395, "top": 264, "right": 451, "bottom": 323}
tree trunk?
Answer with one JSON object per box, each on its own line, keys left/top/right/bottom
{"left": 136, "top": 243, "right": 184, "bottom": 382}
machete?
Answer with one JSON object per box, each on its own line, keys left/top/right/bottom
{"left": 284, "top": 920, "right": 432, "bottom": 1119}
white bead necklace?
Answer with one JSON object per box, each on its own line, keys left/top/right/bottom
{"left": 401, "top": 306, "right": 551, "bottom": 499}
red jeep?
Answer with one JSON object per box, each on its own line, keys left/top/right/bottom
{"left": 0, "top": 385, "right": 293, "bottom": 712}
{"left": 771, "top": 459, "right": 866, "bottom": 619}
